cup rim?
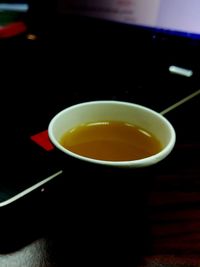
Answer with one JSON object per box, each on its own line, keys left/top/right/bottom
{"left": 48, "top": 100, "right": 176, "bottom": 168}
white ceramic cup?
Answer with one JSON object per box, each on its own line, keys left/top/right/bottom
{"left": 48, "top": 100, "right": 176, "bottom": 168}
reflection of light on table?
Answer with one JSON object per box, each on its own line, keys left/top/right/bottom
{"left": 0, "top": 239, "right": 48, "bottom": 267}
{"left": 27, "top": 33, "right": 38, "bottom": 41}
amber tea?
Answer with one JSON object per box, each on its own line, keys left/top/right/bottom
{"left": 60, "top": 121, "right": 162, "bottom": 161}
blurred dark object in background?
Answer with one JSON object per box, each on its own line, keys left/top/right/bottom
{"left": 27, "top": 0, "right": 56, "bottom": 35}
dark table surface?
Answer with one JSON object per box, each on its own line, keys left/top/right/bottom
{"left": 0, "top": 15, "right": 200, "bottom": 267}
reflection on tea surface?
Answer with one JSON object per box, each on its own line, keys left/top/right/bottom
{"left": 60, "top": 121, "right": 162, "bottom": 161}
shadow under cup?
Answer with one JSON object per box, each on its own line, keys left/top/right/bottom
{"left": 48, "top": 101, "right": 176, "bottom": 266}
{"left": 66, "top": 164, "right": 151, "bottom": 267}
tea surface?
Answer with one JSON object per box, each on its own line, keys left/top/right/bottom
{"left": 60, "top": 121, "right": 162, "bottom": 161}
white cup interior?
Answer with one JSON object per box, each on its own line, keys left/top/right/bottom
{"left": 48, "top": 101, "right": 176, "bottom": 168}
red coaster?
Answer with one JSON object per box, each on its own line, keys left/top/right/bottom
{"left": 31, "top": 130, "right": 54, "bottom": 151}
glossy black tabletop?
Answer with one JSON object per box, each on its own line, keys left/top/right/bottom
{"left": 0, "top": 14, "right": 200, "bottom": 267}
